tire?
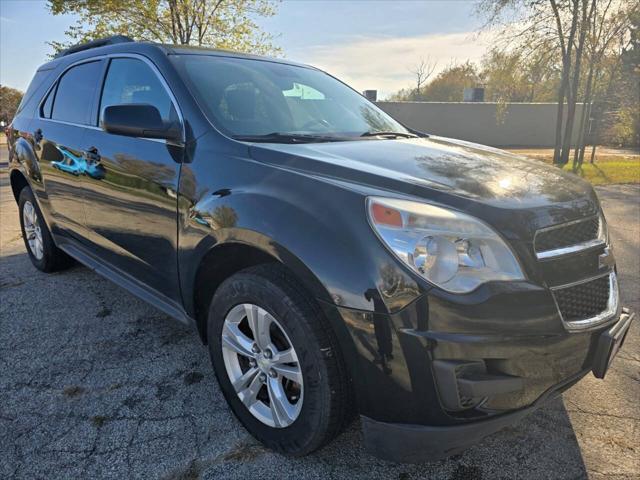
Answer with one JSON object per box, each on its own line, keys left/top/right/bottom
{"left": 18, "top": 187, "right": 73, "bottom": 272}
{"left": 207, "top": 264, "right": 351, "bottom": 456}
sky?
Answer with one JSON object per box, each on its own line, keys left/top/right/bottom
{"left": 0, "top": 0, "right": 493, "bottom": 99}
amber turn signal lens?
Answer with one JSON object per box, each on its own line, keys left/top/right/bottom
{"left": 371, "top": 202, "right": 403, "bottom": 227}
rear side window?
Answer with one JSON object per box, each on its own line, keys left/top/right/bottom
{"left": 41, "top": 87, "right": 55, "bottom": 119}
{"left": 99, "top": 58, "right": 177, "bottom": 125}
{"left": 51, "top": 61, "right": 103, "bottom": 125}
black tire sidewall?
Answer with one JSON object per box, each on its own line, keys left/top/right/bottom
{"left": 207, "top": 271, "right": 334, "bottom": 455}
{"left": 18, "top": 187, "right": 56, "bottom": 271}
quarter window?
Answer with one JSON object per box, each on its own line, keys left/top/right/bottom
{"left": 41, "top": 87, "right": 55, "bottom": 119}
{"left": 51, "top": 61, "right": 103, "bottom": 124}
{"left": 99, "top": 58, "right": 177, "bottom": 126}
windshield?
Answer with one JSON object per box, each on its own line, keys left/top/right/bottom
{"left": 171, "top": 55, "right": 410, "bottom": 141}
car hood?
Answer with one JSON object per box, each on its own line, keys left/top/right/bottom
{"left": 248, "top": 135, "right": 598, "bottom": 229}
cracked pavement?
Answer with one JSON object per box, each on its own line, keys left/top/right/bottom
{"left": 1, "top": 151, "right": 638, "bottom": 479}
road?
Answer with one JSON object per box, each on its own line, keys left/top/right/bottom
{"left": 1, "top": 146, "right": 639, "bottom": 479}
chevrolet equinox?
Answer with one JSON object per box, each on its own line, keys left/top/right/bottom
{"left": 7, "top": 36, "right": 634, "bottom": 462}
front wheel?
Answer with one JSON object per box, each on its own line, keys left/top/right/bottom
{"left": 18, "top": 187, "right": 73, "bottom": 272}
{"left": 207, "top": 264, "right": 351, "bottom": 456}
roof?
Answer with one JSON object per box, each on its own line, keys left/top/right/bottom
{"left": 42, "top": 36, "right": 308, "bottom": 70}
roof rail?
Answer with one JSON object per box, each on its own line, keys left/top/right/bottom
{"left": 54, "top": 35, "right": 134, "bottom": 59}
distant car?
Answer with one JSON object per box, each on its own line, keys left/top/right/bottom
{"left": 7, "top": 36, "right": 634, "bottom": 462}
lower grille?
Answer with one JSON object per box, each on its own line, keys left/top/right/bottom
{"left": 552, "top": 273, "right": 618, "bottom": 329}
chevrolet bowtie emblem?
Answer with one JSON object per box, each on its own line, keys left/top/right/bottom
{"left": 599, "top": 246, "right": 615, "bottom": 269}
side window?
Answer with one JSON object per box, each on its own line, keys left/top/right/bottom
{"left": 41, "top": 86, "right": 55, "bottom": 119}
{"left": 51, "top": 61, "right": 103, "bottom": 124}
{"left": 99, "top": 58, "right": 177, "bottom": 126}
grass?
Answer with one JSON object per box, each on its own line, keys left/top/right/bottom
{"left": 567, "top": 159, "right": 640, "bottom": 185}
{"left": 517, "top": 153, "right": 640, "bottom": 185}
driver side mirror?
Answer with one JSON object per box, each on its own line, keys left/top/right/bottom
{"left": 102, "top": 104, "right": 182, "bottom": 143}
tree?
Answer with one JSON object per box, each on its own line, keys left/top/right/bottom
{"left": 573, "top": 0, "right": 636, "bottom": 168}
{"left": 0, "top": 86, "right": 23, "bottom": 124}
{"left": 481, "top": 49, "right": 529, "bottom": 102}
{"left": 557, "top": 0, "right": 595, "bottom": 167}
{"left": 480, "top": 47, "right": 559, "bottom": 102}
{"left": 388, "top": 50, "right": 559, "bottom": 103}
{"left": 421, "top": 62, "right": 480, "bottom": 102}
{"left": 481, "top": 0, "right": 595, "bottom": 165}
{"left": 613, "top": 6, "right": 640, "bottom": 147}
{"left": 409, "top": 57, "right": 437, "bottom": 100}
{"left": 47, "top": 0, "right": 280, "bottom": 55}
{"left": 480, "top": 0, "right": 636, "bottom": 166}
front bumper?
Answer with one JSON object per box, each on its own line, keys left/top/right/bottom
{"left": 359, "top": 308, "right": 634, "bottom": 463}
{"left": 362, "top": 369, "right": 584, "bottom": 463}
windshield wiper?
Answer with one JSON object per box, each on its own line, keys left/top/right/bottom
{"left": 233, "top": 132, "right": 349, "bottom": 144}
{"left": 360, "top": 131, "right": 418, "bottom": 138}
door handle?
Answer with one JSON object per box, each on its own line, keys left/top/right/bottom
{"left": 33, "top": 129, "right": 43, "bottom": 148}
{"left": 84, "top": 146, "right": 101, "bottom": 164}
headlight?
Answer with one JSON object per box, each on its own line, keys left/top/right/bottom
{"left": 367, "top": 197, "right": 525, "bottom": 293}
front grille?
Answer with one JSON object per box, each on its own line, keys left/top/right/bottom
{"left": 535, "top": 216, "right": 600, "bottom": 253}
{"left": 554, "top": 274, "right": 610, "bottom": 322}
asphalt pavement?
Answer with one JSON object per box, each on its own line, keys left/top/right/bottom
{"left": 1, "top": 146, "right": 638, "bottom": 479}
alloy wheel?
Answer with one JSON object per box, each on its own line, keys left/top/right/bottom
{"left": 221, "top": 303, "right": 303, "bottom": 428}
{"left": 23, "top": 201, "right": 44, "bottom": 260}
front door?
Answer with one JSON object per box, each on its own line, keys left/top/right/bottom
{"left": 82, "top": 56, "right": 183, "bottom": 303}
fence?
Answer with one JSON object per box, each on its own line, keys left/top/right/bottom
{"left": 376, "top": 101, "right": 585, "bottom": 148}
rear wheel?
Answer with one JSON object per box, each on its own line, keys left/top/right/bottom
{"left": 18, "top": 187, "right": 73, "bottom": 272}
{"left": 207, "top": 264, "right": 350, "bottom": 456}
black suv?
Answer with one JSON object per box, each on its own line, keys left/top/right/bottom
{"left": 7, "top": 36, "right": 634, "bottom": 462}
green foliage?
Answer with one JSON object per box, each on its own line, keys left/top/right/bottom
{"left": 0, "top": 85, "right": 23, "bottom": 124}
{"left": 420, "top": 62, "right": 480, "bottom": 102}
{"left": 606, "top": 108, "right": 638, "bottom": 146}
{"left": 558, "top": 158, "right": 639, "bottom": 185}
{"left": 47, "top": 0, "right": 280, "bottom": 56}
{"left": 389, "top": 0, "right": 638, "bottom": 149}
{"left": 389, "top": 50, "right": 560, "bottom": 104}
{"left": 386, "top": 87, "right": 418, "bottom": 102}
{"left": 600, "top": 7, "right": 640, "bottom": 147}
{"left": 510, "top": 151, "right": 640, "bottom": 185}
{"left": 481, "top": 47, "right": 560, "bottom": 103}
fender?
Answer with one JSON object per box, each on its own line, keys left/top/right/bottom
{"left": 186, "top": 228, "right": 335, "bottom": 309}
{"left": 13, "top": 136, "right": 42, "bottom": 186}
{"left": 177, "top": 170, "right": 427, "bottom": 418}
{"left": 178, "top": 167, "right": 425, "bottom": 317}
{"left": 9, "top": 128, "right": 58, "bottom": 222}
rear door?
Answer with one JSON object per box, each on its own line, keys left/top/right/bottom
{"left": 33, "top": 59, "right": 104, "bottom": 239}
{"left": 81, "top": 56, "right": 183, "bottom": 303}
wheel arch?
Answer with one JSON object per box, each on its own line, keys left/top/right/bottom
{"left": 9, "top": 169, "right": 30, "bottom": 203}
{"left": 189, "top": 237, "right": 336, "bottom": 344}
{"left": 189, "top": 236, "right": 362, "bottom": 414}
